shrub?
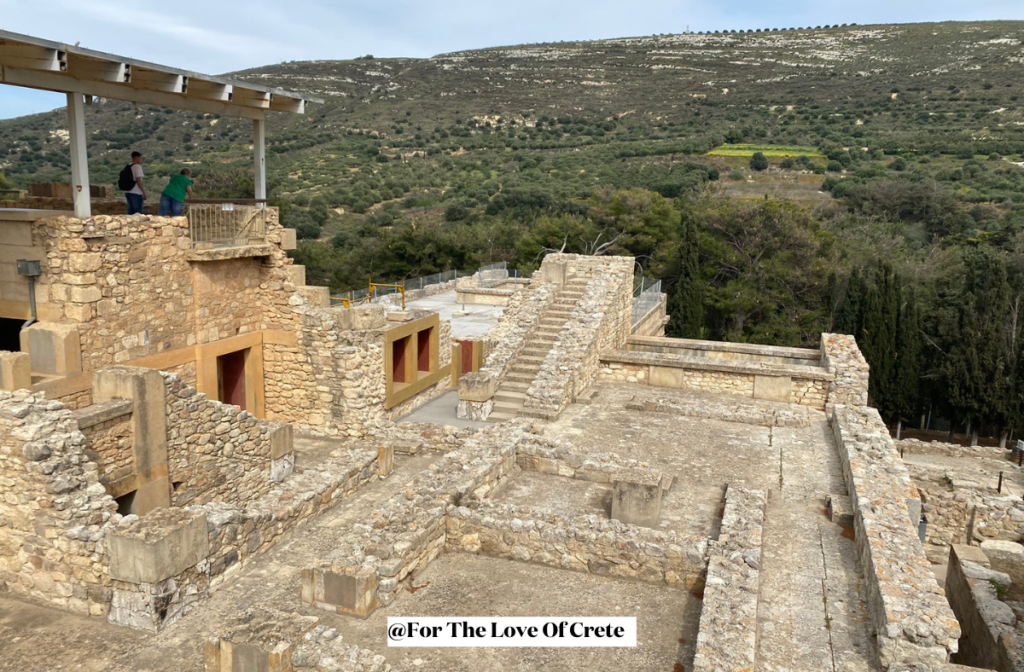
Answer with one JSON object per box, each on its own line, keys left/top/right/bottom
{"left": 780, "top": 157, "right": 795, "bottom": 169}
{"left": 444, "top": 204, "right": 469, "bottom": 221}
{"left": 750, "top": 152, "right": 769, "bottom": 171}
{"left": 826, "top": 160, "right": 843, "bottom": 172}
{"left": 728, "top": 168, "right": 745, "bottom": 180}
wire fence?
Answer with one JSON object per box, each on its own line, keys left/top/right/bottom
{"left": 330, "top": 267, "right": 507, "bottom": 307}
{"left": 632, "top": 278, "right": 662, "bottom": 325}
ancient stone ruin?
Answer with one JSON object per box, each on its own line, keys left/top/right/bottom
{"left": 0, "top": 206, "right": 1005, "bottom": 672}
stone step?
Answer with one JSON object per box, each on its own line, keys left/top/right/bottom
{"left": 492, "top": 402, "right": 523, "bottom": 413}
{"left": 517, "top": 355, "right": 545, "bottom": 364}
{"left": 495, "top": 389, "right": 527, "bottom": 399}
{"left": 506, "top": 371, "right": 537, "bottom": 380}
{"left": 502, "top": 381, "right": 530, "bottom": 391}
{"left": 521, "top": 347, "right": 550, "bottom": 357}
{"left": 487, "top": 411, "right": 517, "bottom": 422}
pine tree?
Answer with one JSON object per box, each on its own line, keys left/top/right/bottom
{"left": 893, "top": 290, "right": 923, "bottom": 438}
{"left": 666, "top": 210, "right": 703, "bottom": 339}
{"left": 859, "top": 262, "right": 900, "bottom": 420}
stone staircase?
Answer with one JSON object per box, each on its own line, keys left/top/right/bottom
{"left": 488, "top": 277, "right": 588, "bottom": 422}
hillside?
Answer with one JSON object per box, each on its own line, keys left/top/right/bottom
{"left": 3, "top": 21, "right": 1024, "bottom": 198}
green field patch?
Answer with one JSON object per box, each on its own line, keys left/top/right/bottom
{"left": 708, "top": 144, "right": 825, "bottom": 158}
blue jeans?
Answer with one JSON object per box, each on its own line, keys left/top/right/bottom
{"left": 125, "top": 193, "right": 143, "bottom": 215}
{"left": 158, "top": 194, "right": 183, "bottom": 216}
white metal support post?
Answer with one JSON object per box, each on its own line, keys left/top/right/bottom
{"left": 253, "top": 116, "right": 266, "bottom": 200}
{"left": 66, "top": 91, "right": 91, "bottom": 218}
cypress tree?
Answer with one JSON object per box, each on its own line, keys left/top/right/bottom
{"left": 834, "top": 268, "right": 867, "bottom": 336}
{"left": 860, "top": 262, "right": 899, "bottom": 421}
{"left": 893, "top": 290, "right": 923, "bottom": 438}
{"left": 666, "top": 210, "right": 703, "bottom": 339}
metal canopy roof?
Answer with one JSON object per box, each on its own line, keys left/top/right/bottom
{"left": 0, "top": 30, "right": 323, "bottom": 119}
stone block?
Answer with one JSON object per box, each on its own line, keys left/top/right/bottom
{"left": 0, "top": 350, "right": 31, "bottom": 390}
{"left": 302, "top": 566, "right": 378, "bottom": 618}
{"left": 205, "top": 609, "right": 319, "bottom": 672}
{"left": 827, "top": 493, "right": 854, "bottom": 528}
{"left": 378, "top": 443, "right": 394, "bottom": 477}
{"left": 981, "top": 540, "right": 1024, "bottom": 586}
{"left": 540, "top": 259, "right": 568, "bottom": 286}
{"left": 68, "top": 252, "right": 102, "bottom": 273}
{"left": 108, "top": 508, "right": 209, "bottom": 584}
{"left": 458, "top": 371, "right": 496, "bottom": 402}
{"left": 611, "top": 470, "right": 664, "bottom": 528}
{"left": 281, "top": 228, "right": 297, "bottom": 250}
{"left": 268, "top": 422, "right": 294, "bottom": 460}
{"left": 336, "top": 304, "right": 386, "bottom": 331}
{"left": 284, "top": 264, "right": 306, "bottom": 286}
{"left": 270, "top": 454, "right": 295, "bottom": 483}
{"left": 20, "top": 322, "right": 82, "bottom": 375}
{"left": 297, "top": 285, "right": 330, "bottom": 309}
{"left": 753, "top": 374, "right": 792, "bottom": 402}
{"left": 69, "top": 285, "right": 102, "bottom": 303}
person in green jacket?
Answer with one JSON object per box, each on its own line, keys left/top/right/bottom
{"left": 158, "top": 168, "right": 195, "bottom": 216}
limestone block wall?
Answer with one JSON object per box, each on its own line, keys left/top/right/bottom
{"left": 693, "top": 486, "right": 766, "bottom": 672}
{"left": 821, "top": 333, "right": 870, "bottom": 406}
{"left": 944, "top": 544, "right": 1018, "bottom": 672}
{"left": 830, "top": 404, "right": 961, "bottom": 668}
{"left": 24, "top": 208, "right": 301, "bottom": 379}
{"left": 73, "top": 400, "right": 134, "bottom": 487}
{"left": 910, "top": 463, "right": 1024, "bottom": 547}
{"left": 446, "top": 502, "right": 706, "bottom": 586}
{"left": 0, "top": 389, "right": 120, "bottom": 617}
{"left": 898, "top": 438, "right": 1006, "bottom": 461}
{"left": 163, "top": 372, "right": 291, "bottom": 508}
{"left": 524, "top": 255, "right": 634, "bottom": 414}
{"left": 479, "top": 277, "right": 558, "bottom": 380}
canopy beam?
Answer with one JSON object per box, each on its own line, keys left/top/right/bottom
{"left": 66, "top": 92, "right": 90, "bottom": 219}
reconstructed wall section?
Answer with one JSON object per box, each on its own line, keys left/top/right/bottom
{"left": 0, "top": 389, "right": 120, "bottom": 617}
{"left": 831, "top": 404, "right": 961, "bottom": 668}
{"left": 693, "top": 486, "right": 766, "bottom": 672}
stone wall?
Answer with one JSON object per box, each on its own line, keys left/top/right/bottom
{"left": 623, "top": 391, "right": 814, "bottom": 428}
{"left": 598, "top": 350, "right": 832, "bottom": 409}
{"left": 524, "top": 254, "right": 634, "bottom": 414}
{"left": 944, "top": 543, "right": 1020, "bottom": 672}
{"left": 821, "top": 333, "right": 870, "bottom": 407}
{"left": 0, "top": 389, "right": 120, "bottom": 617}
{"left": 163, "top": 371, "right": 293, "bottom": 508}
{"left": 266, "top": 304, "right": 452, "bottom": 437}
{"left": 898, "top": 438, "right": 1007, "bottom": 461}
{"left": 693, "top": 486, "right": 766, "bottom": 672}
{"left": 830, "top": 404, "right": 961, "bottom": 668}
{"left": 446, "top": 501, "right": 706, "bottom": 586}
{"left": 73, "top": 399, "right": 134, "bottom": 487}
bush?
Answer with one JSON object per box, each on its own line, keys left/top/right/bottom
{"left": 444, "top": 204, "right": 469, "bottom": 221}
{"left": 728, "top": 168, "right": 746, "bottom": 181}
{"left": 826, "top": 160, "right": 843, "bottom": 172}
{"left": 888, "top": 158, "right": 907, "bottom": 172}
{"left": 750, "top": 152, "right": 769, "bottom": 171}
{"left": 812, "top": 164, "right": 827, "bottom": 175}
{"left": 780, "top": 158, "right": 795, "bottom": 169}
{"left": 295, "top": 221, "right": 321, "bottom": 239}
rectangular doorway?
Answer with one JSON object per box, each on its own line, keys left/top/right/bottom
{"left": 217, "top": 348, "right": 248, "bottom": 410}
{"left": 392, "top": 337, "right": 408, "bottom": 384}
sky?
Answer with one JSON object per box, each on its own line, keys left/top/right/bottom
{"left": 1, "top": 0, "right": 1024, "bottom": 119}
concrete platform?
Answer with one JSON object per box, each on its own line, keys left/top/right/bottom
{"left": 405, "top": 289, "right": 505, "bottom": 339}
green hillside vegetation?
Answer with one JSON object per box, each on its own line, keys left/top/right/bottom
{"left": 4, "top": 20, "right": 1024, "bottom": 440}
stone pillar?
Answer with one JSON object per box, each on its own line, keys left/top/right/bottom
{"left": 611, "top": 470, "right": 665, "bottom": 528}
{"left": 301, "top": 565, "right": 378, "bottom": 618}
{"left": 204, "top": 609, "right": 319, "bottom": 672}
{"left": 20, "top": 322, "right": 82, "bottom": 375}
{"left": 0, "top": 351, "right": 31, "bottom": 390}
{"left": 981, "top": 540, "right": 1024, "bottom": 587}
{"left": 92, "top": 367, "right": 171, "bottom": 514}
{"left": 377, "top": 443, "right": 394, "bottom": 478}
{"left": 269, "top": 422, "right": 295, "bottom": 483}
{"left": 457, "top": 371, "right": 496, "bottom": 420}
{"left": 297, "top": 285, "right": 331, "bottom": 309}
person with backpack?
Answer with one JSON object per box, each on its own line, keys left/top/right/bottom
{"left": 158, "top": 168, "right": 195, "bottom": 217}
{"left": 118, "top": 151, "right": 146, "bottom": 214}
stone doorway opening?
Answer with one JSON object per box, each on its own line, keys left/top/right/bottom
{"left": 217, "top": 348, "right": 248, "bottom": 410}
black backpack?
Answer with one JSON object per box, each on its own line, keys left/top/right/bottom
{"left": 117, "top": 164, "right": 136, "bottom": 191}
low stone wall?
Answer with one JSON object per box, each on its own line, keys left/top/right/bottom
{"left": 107, "top": 446, "right": 383, "bottom": 631}
{"left": 910, "top": 463, "right": 1024, "bottom": 546}
{"left": 821, "top": 333, "right": 870, "bottom": 406}
{"left": 0, "top": 390, "right": 121, "bottom": 617}
{"left": 524, "top": 255, "right": 634, "bottom": 415}
{"left": 163, "top": 372, "right": 294, "bottom": 507}
{"left": 623, "top": 390, "right": 814, "bottom": 428}
{"left": 446, "top": 501, "right": 706, "bottom": 586}
{"left": 693, "top": 486, "right": 766, "bottom": 672}
{"left": 831, "top": 404, "right": 960, "bottom": 668}
{"left": 599, "top": 349, "right": 832, "bottom": 409}
{"left": 898, "top": 438, "right": 1007, "bottom": 461}
{"left": 944, "top": 543, "right": 1019, "bottom": 672}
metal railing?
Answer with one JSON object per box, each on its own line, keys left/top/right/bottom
{"left": 186, "top": 200, "right": 267, "bottom": 249}
{"left": 632, "top": 278, "right": 662, "bottom": 325}
{"left": 330, "top": 265, "right": 520, "bottom": 308}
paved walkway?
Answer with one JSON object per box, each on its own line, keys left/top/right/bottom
{"left": 405, "top": 289, "right": 505, "bottom": 338}
{"left": 396, "top": 390, "right": 491, "bottom": 429}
